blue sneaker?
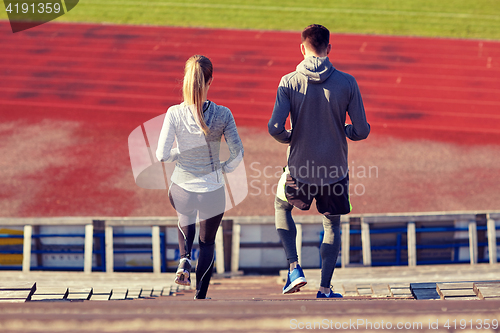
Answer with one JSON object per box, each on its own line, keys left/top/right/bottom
{"left": 283, "top": 265, "right": 307, "bottom": 294}
{"left": 316, "top": 289, "right": 343, "bottom": 298}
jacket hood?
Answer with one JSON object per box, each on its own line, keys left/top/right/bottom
{"left": 296, "top": 56, "right": 335, "bottom": 83}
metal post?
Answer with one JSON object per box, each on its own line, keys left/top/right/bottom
{"left": 231, "top": 224, "right": 241, "bottom": 273}
{"left": 468, "top": 220, "right": 478, "bottom": 265}
{"left": 152, "top": 225, "right": 161, "bottom": 274}
{"left": 105, "top": 225, "right": 114, "bottom": 273}
{"left": 84, "top": 223, "right": 94, "bottom": 274}
{"left": 215, "top": 225, "right": 225, "bottom": 274}
{"left": 341, "top": 221, "right": 350, "bottom": 268}
{"left": 22, "top": 225, "right": 32, "bottom": 273}
{"left": 407, "top": 221, "right": 416, "bottom": 267}
{"left": 361, "top": 217, "right": 372, "bottom": 266}
{"left": 487, "top": 214, "right": 498, "bottom": 264}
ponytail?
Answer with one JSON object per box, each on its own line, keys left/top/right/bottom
{"left": 183, "top": 55, "right": 213, "bottom": 135}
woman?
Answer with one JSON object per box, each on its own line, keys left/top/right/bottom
{"left": 156, "top": 55, "right": 244, "bottom": 299}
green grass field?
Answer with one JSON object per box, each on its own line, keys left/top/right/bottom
{"left": 2, "top": 0, "right": 500, "bottom": 39}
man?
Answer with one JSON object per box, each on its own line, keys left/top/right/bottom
{"left": 268, "top": 24, "right": 370, "bottom": 298}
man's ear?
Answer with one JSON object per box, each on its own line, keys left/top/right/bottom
{"left": 300, "top": 43, "right": 307, "bottom": 57}
{"left": 326, "top": 44, "right": 332, "bottom": 55}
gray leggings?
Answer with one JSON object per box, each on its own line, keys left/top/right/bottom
{"left": 275, "top": 197, "right": 341, "bottom": 288}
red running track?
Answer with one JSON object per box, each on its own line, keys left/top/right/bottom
{"left": 1, "top": 21, "right": 499, "bottom": 216}
{"left": 2, "top": 22, "right": 500, "bottom": 141}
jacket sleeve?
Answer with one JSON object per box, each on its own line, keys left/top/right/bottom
{"left": 345, "top": 78, "right": 370, "bottom": 141}
{"left": 221, "top": 109, "right": 244, "bottom": 173}
{"left": 268, "top": 77, "right": 292, "bottom": 144}
{"left": 156, "top": 108, "right": 180, "bottom": 163}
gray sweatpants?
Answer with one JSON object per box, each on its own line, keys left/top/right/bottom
{"left": 275, "top": 197, "right": 341, "bottom": 288}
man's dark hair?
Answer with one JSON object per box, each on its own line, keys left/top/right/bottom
{"left": 301, "top": 24, "right": 330, "bottom": 53}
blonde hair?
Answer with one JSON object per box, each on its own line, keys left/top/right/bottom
{"left": 183, "top": 55, "right": 213, "bottom": 135}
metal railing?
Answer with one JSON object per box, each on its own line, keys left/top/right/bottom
{"left": 0, "top": 210, "right": 499, "bottom": 273}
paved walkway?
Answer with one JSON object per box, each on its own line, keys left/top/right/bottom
{"left": 299, "top": 263, "right": 500, "bottom": 297}
{"left": 1, "top": 264, "right": 500, "bottom": 332}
